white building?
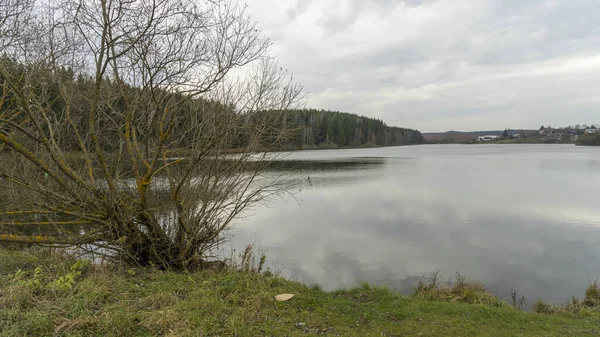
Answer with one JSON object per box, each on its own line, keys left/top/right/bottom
{"left": 477, "top": 135, "right": 500, "bottom": 142}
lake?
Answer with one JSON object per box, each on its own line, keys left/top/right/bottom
{"left": 230, "top": 144, "right": 600, "bottom": 306}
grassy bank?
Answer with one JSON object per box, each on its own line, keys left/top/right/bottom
{"left": 1, "top": 249, "right": 600, "bottom": 336}
{"left": 431, "top": 137, "right": 573, "bottom": 145}
{"left": 577, "top": 133, "right": 600, "bottom": 146}
{"left": 495, "top": 137, "right": 568, "bottom": 144}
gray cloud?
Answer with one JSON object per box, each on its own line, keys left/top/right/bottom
{"left": 246, "top": 0, "right": 600, "bottom": 131}
{"left": 285, "top": 0, "right": 313, "bottom": 21}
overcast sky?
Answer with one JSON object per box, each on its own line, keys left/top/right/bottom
{"left": 245, "top": 0, "right": 600, "bottom": 132}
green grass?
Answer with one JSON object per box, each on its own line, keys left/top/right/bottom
{"left": 2, "top": 249, "right": 600, "bottom": 336}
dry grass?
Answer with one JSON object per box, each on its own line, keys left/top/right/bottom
{"left": 534, "top": 281, "right": 600, "bottom": 316}
{"left": 584, "top": 280, "right": 600, "bottom": 306}
{"left": 135, "top": 292, "right": 180, "bottom": 311}
{"left": 413, "top": 271, "right": 506, "bottom": 307}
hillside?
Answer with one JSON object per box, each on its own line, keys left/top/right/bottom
{"left": 285, "top": 109, "right": 425, "bottom": 149}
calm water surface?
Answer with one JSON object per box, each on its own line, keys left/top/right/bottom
{"left": 230, "top": 144, "right": 600, "bottom": 305}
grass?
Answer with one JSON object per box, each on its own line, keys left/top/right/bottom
{"left": 2, "top": 249, "right": 600, "bottom": 336}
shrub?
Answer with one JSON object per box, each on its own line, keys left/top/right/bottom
{"left": 584, "top": 281, "right": 600, "bottom": 307}
{"left": 533, "top": 299, "right": 558, "bottom": 314}
{"left": 533, "top": 281, "right": 600, "bottom": 315}
{"left": 413, "top": 272, "right": 505, "bottom": 308}
{"left": 50, "top": 259, "right": 91, "bottom": 291}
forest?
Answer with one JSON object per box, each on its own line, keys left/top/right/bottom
{"left": 0, "top": 58, "right": 424, "bottom": 153}
{"left": 284, "top": 109, "right": 425, "bottom": 149}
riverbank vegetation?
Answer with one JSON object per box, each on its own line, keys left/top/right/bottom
{"left": 577, "top": 133, "right": 600, "bottom": 146}
{"left": 2, "top": 248, "right": 600, "bottom": 337}
{"left": 495, "top": 137, "right": 568, "bottom": 144}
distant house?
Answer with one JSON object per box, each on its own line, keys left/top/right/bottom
{"left": 545, "top": 129, "right": 568, "bottom": 138}
{"left": 477, "top": 135, "right": 500, "bottom": 142}
{"left": 585, "top": 129, "right": 596, "bottom": 135}
{"left": 539, "top": 126, "right": 549, "bottom": 135}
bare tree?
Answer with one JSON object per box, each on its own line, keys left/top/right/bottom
{"left": 0, "top": 0, "right": 35, "bottom": 50}
{"left": 0, "top": 0, "right": 303, "bottom": 270}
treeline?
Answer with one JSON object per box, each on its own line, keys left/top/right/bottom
{"left": 284, "top": 109, "right": 425, "bottom": 148}
{"left": 0, "top": 58, "right": 423, "bottom": 152}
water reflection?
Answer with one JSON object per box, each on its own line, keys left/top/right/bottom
{"left": 230, "top": 145, "right": 600, "bottom": 308}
